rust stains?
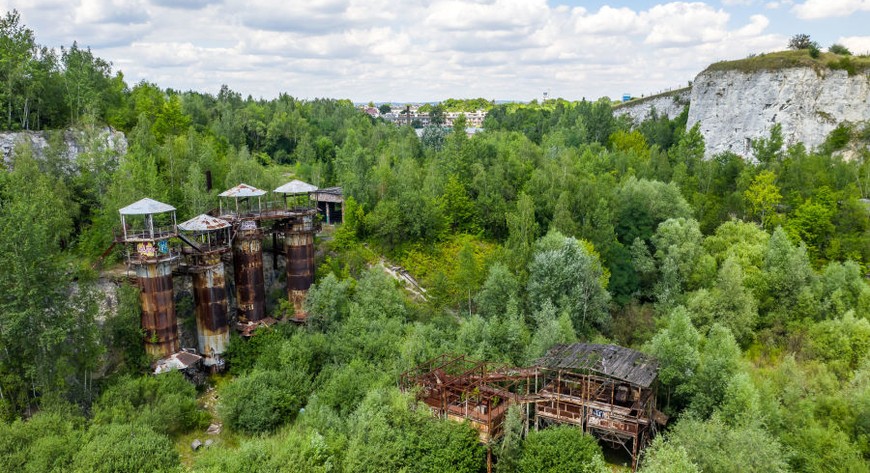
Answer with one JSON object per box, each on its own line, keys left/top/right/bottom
{"left": 136, "top": 260, "right": 179, "bottom": 358}
{"left": 285, "top": 219, "right": 315, "bottom": 321}
{"left": 232, "top": 226, "right": 266, "bottom": 322}
{"left": 192, "top": 253, "right": 230, "bottom": 365}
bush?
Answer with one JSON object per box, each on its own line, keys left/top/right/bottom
{"left": 71, "top": 424, "right": 178, "bottom": 473}
{"left": 219, "top": 368, "right": 311, "bottom": 434}
{"left": 788, "top": 34, "right": 816, "bottom": 50}
{"left": 91, "top": 371, "right": 208, "bottom": 436}
{"left": 829, "top": 43, "right": 852, "bottom": 55}
{"left": 0, "top": 409, "right": 84, "bottom": 473}
{"left": 518, "top": 426, "right": 608, "bottom": 473}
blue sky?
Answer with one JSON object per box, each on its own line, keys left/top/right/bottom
{"left": 2, "top": 0, "right": 868, "bottom": 102}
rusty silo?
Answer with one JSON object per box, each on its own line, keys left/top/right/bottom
{"left": 274, "top": 180, "right": 319, "bottom": 320}
{"left": 218, "top": 184, "right": 268, "bottom": 322}
{"left": 119, "top": 198, "right": 180, "bottom": 359}
{"left": 178, "top": 214, "right": 232, "bottom": 368}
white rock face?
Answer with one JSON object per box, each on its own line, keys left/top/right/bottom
{"left": 0, "top": 127, "right": 127, "bottom": 170}
{"left": 614, "top": 88, "right": 691, "bottom": 124}
{"left": 687, "top": 67, "right": 870, "bottom": 159}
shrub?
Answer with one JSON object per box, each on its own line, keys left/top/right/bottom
{"left": 829, "top": 43, "right": 852, "bottom": 55}
{"left": 219, "top": 368, "right": 311, "bottom": 434}
{"left": 518, "top": 426, "right": 608, "bottom": 473}
{"left": 71, "top": 424, "right": 178, "bottom": 473}
{"left": 788, "top": 34, "right": 816, "bottom": 50}
{"left": 91, "top": 371, "right": 208, "bottom": 436}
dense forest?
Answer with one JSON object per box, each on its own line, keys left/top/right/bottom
{"left": 1, "top": 11, "right": 869, "bottom": 472}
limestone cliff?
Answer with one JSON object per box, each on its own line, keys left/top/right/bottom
{"left": 0, "top": 127, "right": 127, "bottom": 170}
{"left": 613, "top": 87, "right": 691, "bottom": 124}
{"left": 687, "top": 58, "right": 870, "bottom": 159}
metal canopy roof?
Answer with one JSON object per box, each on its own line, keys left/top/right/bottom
{"left": 178, "top": 214, "right": 231, "bottom": 232}
{"left": 274, "top": 179, "right": 318, "bottom": 195}
{"left": 119, "top": 198, "right": 176, "bottom": 215}
{"left": 219, "top": 183, "right": 266, "bottom": 198}
{"left": 535, "top": 343, "right": 659, "bottom": 388}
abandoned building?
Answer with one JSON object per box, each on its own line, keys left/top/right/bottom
{"left": 115, "top": 180, "right": 322, "bottom": 371}
{"left": 401, "top": 343, "right": 666, "bottom": 471}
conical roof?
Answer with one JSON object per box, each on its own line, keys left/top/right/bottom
{"left": 274, "top": 179, "right": 318, "bottom": 195}
{"left": 119, "top": 198, "right": 176, "bottom": 215}
{"left": 178, "top": 214, "right": 231, "bottom": 232}
{"left": 219, "top": 183, "right": 266, "bottom": 197}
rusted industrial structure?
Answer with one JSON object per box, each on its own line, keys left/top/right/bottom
{"left": 274, "top": 180, "right": 319, "bottom": 320}
{"left": 219, "top": 184, "right": 268, "bottom": 322}
{"left": 178, "top": 214, "right": 232, "bottom": 369}
{"left": 401, "top": 343, "right": 665, "bottom": 471}
{"left": 118, "top": 198, "right": 181, "bottom": 359}
{"left": 117, "top": 179, "right": 323, "bottom": 369}
{"left": 312, "top": 186, "right": 343, "bottom": 224}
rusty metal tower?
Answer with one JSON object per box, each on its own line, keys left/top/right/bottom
{"left": 178, "top": 214, "right": 232, "bottom": 369}
{"left": 118, "top": 198, "right": 180, "bottom": 359}
{"left": 274, "top": 180, "right": 319, "bottom": 321}
{"left": 218, "top": 184, "right": 267, "bottom": 323}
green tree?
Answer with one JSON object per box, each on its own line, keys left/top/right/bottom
{"left": 646, "top": 306, "right": 700, "bottom": 411}
{"left": 476, "top": 262, "right": 520, "bottom": 319}
{"left": 219, "top": 368, "right": 311, "bottom": 434}
{"left": 744, "top": 170, "right": 781, "bottom": 229}
{"left": 71, "top": 424, "right": 178, "bottom": 473}
{"left": 518, "top": 426, "right": 608, "bottom": 473}
{"left": 505, "top": 193, "right": 538, "bottom": 276}
{"left": 527, "top": 232, "right": 611, "bottom": 334}
{"left": 639, "top": 436, "right": 700, "bottom": 473}
{"left": 689, "top": 324, "right": 741, "bottom": 417}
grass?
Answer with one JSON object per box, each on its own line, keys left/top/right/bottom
{"left": 612, "top": 87, "right": 691, "bottom": 110}
{"left": 703, "top": 49, "right": 870, "bottom": 75}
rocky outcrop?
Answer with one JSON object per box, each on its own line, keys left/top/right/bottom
{"left": 613, "top": 88, "right": 691, "bottom": 124}
{"left": 0, "top": 127, "right": 127, "bottom": 170}
{"left": 687, "top": 67, "right": 870, "bottom": 159}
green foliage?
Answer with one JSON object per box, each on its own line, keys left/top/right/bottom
{"left": 788, "top": 34, "right": 817, "bottom": 51}
{"left": 518, "top": 426, "right": 608, "bottom": 473}
{"left": 527, "top": 232, "right": 611, "bottom": 334}
{"left": 744, "top": 170, "right": 781, "bottom": 229}
{"left": 219, "top": 368, "right": 311, "bottom": 435}
{"left": 0, "top": 407, "right": 84, "bottom": 473}
{"left": 829, "top": 43, "right": 852, "bottom": 55}
{"left": 689, "top": 324, "right": 741, "bottom": 417}
{"left": 91, "top": 371, "right": 208, "bottom": 436}
{"left": 639, "top": 436, "right": 700, "bottom": 473}
{"left": 305, "top": 273, "right": 352, "bottom": 331}
{"left": 664, "top": 414, "right": 788, "bottom": 473}
{"left": 646, "top": 306, "right": 700, "bottom": 411}
{"left": 343, "top": 388, "right": 484, "bottom": 473}
{"left": 70, "top": 423, "right": 178, "bottom": 473}
{"left": 193, "top": 428, "right": 340, "bottom": 473}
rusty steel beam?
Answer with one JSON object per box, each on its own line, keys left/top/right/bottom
{"left": 285, "top": 218, "right": 315, "bottom": 320}
{"left": 136, "top": 260, "right": 179, "bottom": 358}
{"left": 232, "top": 225, "right": 266, "bottom": 322}
{"left": 192, "top": 252, "right": 230, "bottom": 366}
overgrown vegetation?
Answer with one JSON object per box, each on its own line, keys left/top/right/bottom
{"left": 1, "top": 12, "right": 869, "bottom": 473}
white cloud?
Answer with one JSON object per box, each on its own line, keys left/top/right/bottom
{"left": 0, "top": 0, "right": 824, "bottom": 101}
{"left": 838, "top": 35, "right": 870, "bottom": 54}
{"left": 792, "top": 0, "right": 870, "bottom": 19}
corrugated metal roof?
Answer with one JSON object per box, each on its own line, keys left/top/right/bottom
{"left": 274, "top": 179, "right": 318, "bottom": 194}
{"left": 178, "top": 214, "right": 231, "bottom": 232}
{"left": 219, "top": 183, "right": 266, "bottom": 197}
{"left": 119, "top": 198, "right": 176, "bottom": 215}
{"left": 314, "top": 186, "right": 343, "bottom": 196}
{"left": 535, "top": 343, "right": 659, "bottom": 388}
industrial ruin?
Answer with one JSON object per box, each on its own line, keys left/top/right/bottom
{"left": 401, "top": 343, "right": 667, "bottom": 471}
{"left": 115, "top": 180, "right": 336, "bottom": 371}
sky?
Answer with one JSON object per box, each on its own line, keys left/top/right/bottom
{"left": 4, "top": 0, "right": 870, "bottom": 102}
